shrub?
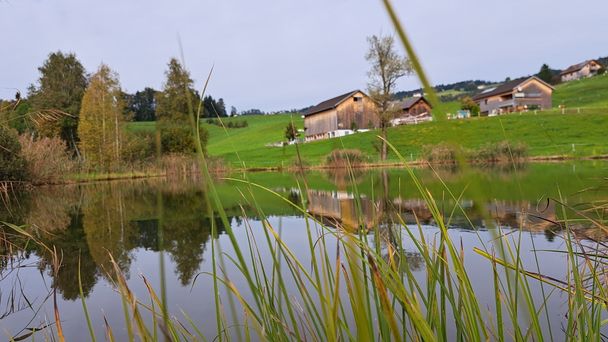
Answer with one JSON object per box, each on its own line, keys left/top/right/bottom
{"left": 471, "top": 141, "right": 528, "bottom": 163}
{"left": 422, "top": 143, "right": 459, "bottom": 164}
{"left": 206, "top": 118, "right": 248, "bottom": 128}
{"left": 122, "top": 130, "right": 156, "bottom": 164}
{"left": 0, "top": 126, "right": 27, "bottom": 181}
{"left": 325, "top": 149, "right": 366, "bottom": 168}
{"left": 160, "top": 125, "right": 208, "bottom": 155}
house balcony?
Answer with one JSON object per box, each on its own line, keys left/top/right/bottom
{"left": 497, "top": 99, "right": 515, "bottom": 108}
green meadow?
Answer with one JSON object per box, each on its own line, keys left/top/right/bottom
{"left": 127, "top": 74, "right": 608, "bottom": 168}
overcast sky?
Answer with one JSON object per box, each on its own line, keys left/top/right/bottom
{"left": 1, "top": 0, "right": 606, "bottom": 111}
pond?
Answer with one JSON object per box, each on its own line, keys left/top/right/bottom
{"left": 0, "top": 161, "right": 607, "bottom": 340}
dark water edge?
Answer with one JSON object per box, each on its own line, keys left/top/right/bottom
{"left": 0, "top": 160, "right": 606, "bottom": 340}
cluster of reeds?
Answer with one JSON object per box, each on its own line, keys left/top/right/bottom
{"left": 422, "top": 141, "right": 528, "bottom": 165}
{"left": 17, "top": 134, "right": 77, "bottom": 185}
{"left": 325, "top": 149, "right": 367, "bottom": 168}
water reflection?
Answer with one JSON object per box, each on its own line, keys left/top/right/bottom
{"left": 0, "top": 161, "right": 605, "bottom": 305}
{"left": 0, "top": 180, "right": 235, "bottom": 299}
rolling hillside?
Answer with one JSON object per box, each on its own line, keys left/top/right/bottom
{"left": 553, "top": 74, "right": 608, "bottom": 108}
{"left": 127, "top": 75, "right": 608, "bottom": 168}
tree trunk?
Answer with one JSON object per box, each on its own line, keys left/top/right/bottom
{"left": 381, "top": 126, "right": 388, "bottom": 161}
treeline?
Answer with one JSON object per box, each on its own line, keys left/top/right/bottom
{"left": 394, "top": 80, "right": 495, "bottom": 102}
{"left": 0, "top": 50, "right": 225, "bottom": 182}
{"left": 123, "top": 88, "right": 229, "bottom": 121}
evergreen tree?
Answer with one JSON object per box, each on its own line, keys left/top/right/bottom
{"left": 216, "top": 98, "right": 227, "bottom": 117}
{"left": 29, "top": 51, "right": 87, "bottom": 151}
{"left": 155, "top": 58, "right": 207, "bottom": 154}
{"left": 284, "top": 122, "right": 298, "bottom": 142}
{"left": 230, "top": 106, "right": 238, "bottom": 116}
{"left": 125, "top": 87, "right": 157, "bottom": 121}
{"left": 78, "top": 64, "right": 125, "bottom": 171}
{"left": 537, "top": 64, "right": 553, "bottom": 84}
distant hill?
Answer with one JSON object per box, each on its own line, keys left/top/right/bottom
{"left": 394, "top": 80, "right": 495, "bottom": 102}
{"left": 394, "top": 55, "right": 608, "bottom": 102}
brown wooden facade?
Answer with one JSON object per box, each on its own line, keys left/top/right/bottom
{"left": 391, "top": 96, "right": 433, "bottom": 125}
{"left": 304, "top": 90, "right": 378, "bottom": 141}
{"left": 473, "top": 77, "right": 554, "bottom": 115}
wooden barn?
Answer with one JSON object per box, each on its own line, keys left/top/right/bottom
{"left": 472, "top": 76, "right": 554, "bottom": 116}
{"left": 303, "top": 90, "right": 378, "bottom": 141}
{"left": 390, "top": 96, "right": 433, "bottom": 126}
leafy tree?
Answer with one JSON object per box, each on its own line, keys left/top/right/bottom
{"left": 285, "top": 122, "right": 297, "bottom": 142}
{"left": 28, "top": 51, "right": 87, "bottom": 152}
{"left": 537, "top": 64, "right": 553, "bottom": 84}
{"left": 125, "top": 87, "right": 157, "bottom": 121}
{"left": 0, "top": 99, "right": 30, "bottom": 133}
{"left": 460, "top": 96, "right": 480, "bottom": 116}
{"left": 78, "top": 64, "right": 125, "bottom": 171}
{"left": 0, "top": 125, "right": 27, "bottom": 181}
{"left": 155, "top": 58, "right": 208, "bottom": 154}
{"left": 365, "top": 34, "right": 413, "bottom": 160}
{"left": 230, "top": 106, "right": 238, "bottom": 116}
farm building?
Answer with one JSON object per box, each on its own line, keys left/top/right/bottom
{"left": 390, "top": 96, "right": 433, "bottom": 126}
{"left": 303, "top": 90, "right": 378, "bottom": 141}
{"left": 472, "top": 76, "right": 554, "bottom": 115}
{"left": 560, "top": 60, "right": 604, "bottom": 82}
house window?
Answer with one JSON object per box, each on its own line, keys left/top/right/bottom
{"left": 353, "top": 96, "right": 362, "bottom": 102}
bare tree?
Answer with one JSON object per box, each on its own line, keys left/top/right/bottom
{"left": 365, "top": 34, "right": 413, "bottom": 160}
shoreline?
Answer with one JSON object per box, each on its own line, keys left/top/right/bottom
{"left": 22, "top": 154, "right": 608, "bottom": 187}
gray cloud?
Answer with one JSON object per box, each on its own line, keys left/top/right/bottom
{"left": 1, "top": 0, "right": 606, "bottom": 111}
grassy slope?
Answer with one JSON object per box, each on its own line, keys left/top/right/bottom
{"left": 553, "top": 74, "right": 608, "bottom": 107}
{"left": 126, "top": 75, "right": 608, "bottom": 168}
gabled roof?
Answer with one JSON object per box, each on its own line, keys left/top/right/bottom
{"left": 560, "top": 60, "right": 600, "bottom": 75}
{"left": 472, "top": 76, "right": 554, "bottom": 101}
{"left": 398, "top": 96, "right": 431, "bottom": 110}
{"left": 303, "top": 90, "right": 363, "bottom": 116}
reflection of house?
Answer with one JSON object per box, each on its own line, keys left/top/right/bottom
{"left": 306, "top": 190, "right": 379, "bottom": 230}
{"left": 472, "top": 76, "right": 554, "bottom": 115}
{"left": 390, "top": 96, "right": 433, "bottom": 126}
{"left": 303, "top": 90, "right": 378, "bottom": 141}
{"left": 560, "top": 60, "right": 603, "bottom": 82}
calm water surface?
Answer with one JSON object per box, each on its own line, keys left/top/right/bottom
{"left": 0, "top": 161, "right": 607, "bottom": 340}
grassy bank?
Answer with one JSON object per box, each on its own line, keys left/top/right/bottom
{"left": 129, "top": 110, "right": 608, "bottom": 168}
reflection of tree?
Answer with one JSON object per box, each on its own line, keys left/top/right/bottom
{"left": 26, "top": 186, "right": 80, "bottom": 233}
{"left": 160, "top": 191, "right": 214, "bottom": 285}
{"left": 325, "top": 168, "right": 366, "bottom": 188}
{"left": 38, "top": 210, "right": 99, "bottom": 300}
{"left": 82, "top": 184, "right": 138, "bottom": 280}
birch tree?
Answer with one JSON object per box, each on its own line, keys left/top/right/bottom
{"left": 78, "top": 64, "right": 124, "bottom": 170}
